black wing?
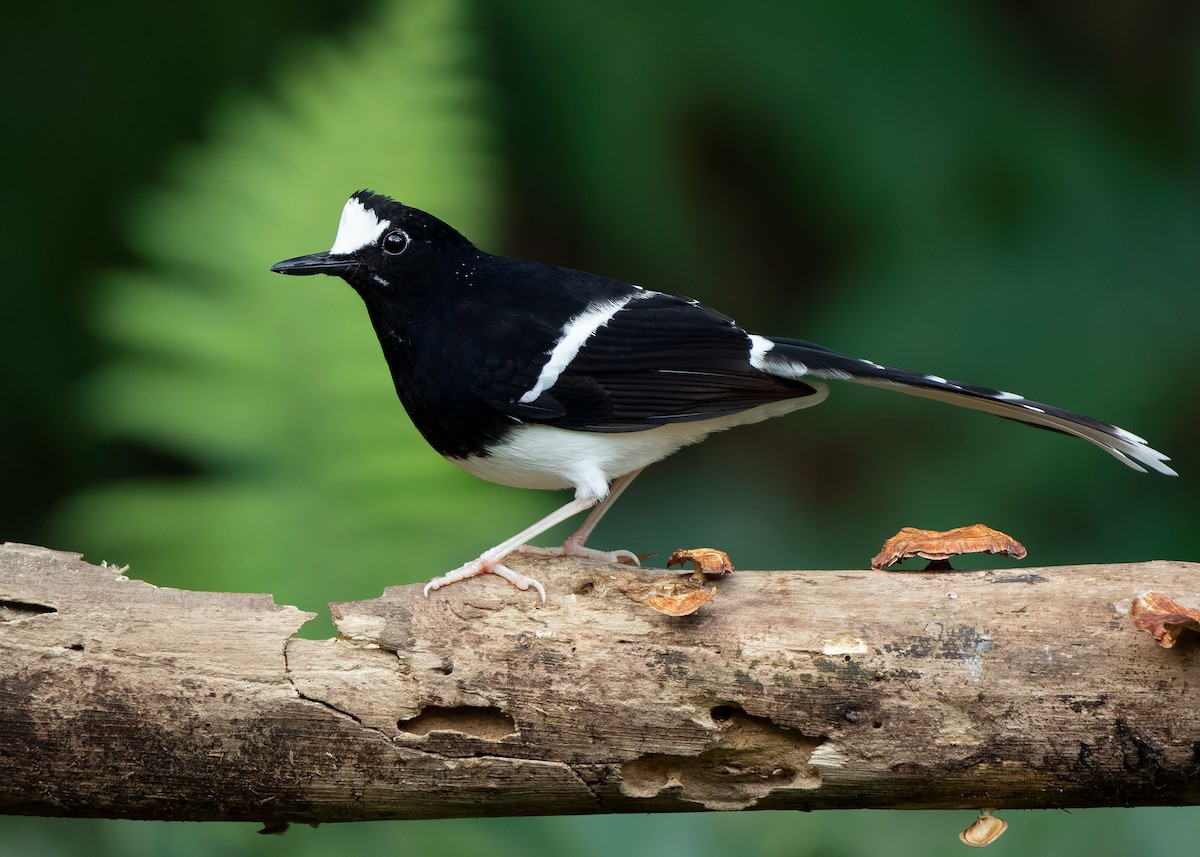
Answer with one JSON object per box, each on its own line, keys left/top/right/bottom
{"left": 487, "top": 291, "right": 820, "bottom": 431}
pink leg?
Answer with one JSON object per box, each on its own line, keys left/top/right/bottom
{"left": 423, "top": 494, "right": 597, "bottom": 603}
{"left": 518, "top": 469, "right": 643, "bottom": 565}
{"left": 424, "top": 471, "right": 646, "bottom": 603}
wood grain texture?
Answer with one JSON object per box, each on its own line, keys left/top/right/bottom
{"left": 1, "top": 542, "right": 1197, "bottom": 823}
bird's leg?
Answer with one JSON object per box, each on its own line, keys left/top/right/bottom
{"left": 518, "top": 469, "right": 643, "bottom": 566}
{"left": 423, "top": 495, "right": 597, "bottom": 602}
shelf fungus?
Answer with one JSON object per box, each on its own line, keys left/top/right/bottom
{"left": 666, "top": 547, "right": 734, "bottom": 581}
{"left": 1131, "top": 592, "right": 1200, "bottom": 648}
{"left": 645, "top": 582, "right": 718, "bottom": 617}
{"left": 580, "top": 563, "right": 720, "bottom": 617}
{"left": 871, "top": 524, "right": 1027, "bottom": 571}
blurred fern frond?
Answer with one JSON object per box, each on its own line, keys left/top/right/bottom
{"left": 54, "top": 0, "right": 547, "bottom": 628}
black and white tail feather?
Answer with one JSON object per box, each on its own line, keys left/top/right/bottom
{"left": 752, "top": 336, "right": 1175, "bottom": 475}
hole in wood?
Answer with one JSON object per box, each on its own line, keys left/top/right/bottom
{"left": 622, "top": 707, "right": 825, "bottom": 810}
{"left": 710, "top": 705, "right": 737, "bottom": 723}
{"left": 0, "top": 600, "right": 56, "bottom": 622}
{"left": 575, "top": 579, "right": 597, "bottom": 595}
{"left": 397, "top": 706, "right": 517, "bottom": 740}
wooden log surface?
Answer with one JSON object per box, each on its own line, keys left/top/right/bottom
{"left": 0, "top": 541, "right": 1197, "bottom": 823}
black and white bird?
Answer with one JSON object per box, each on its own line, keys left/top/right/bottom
{"left": 272, "top": 191, "right": 1175, "bottom": 601}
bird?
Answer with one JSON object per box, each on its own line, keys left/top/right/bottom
{"left": 271, "top": 190, "right": 1176, "bottom": 602}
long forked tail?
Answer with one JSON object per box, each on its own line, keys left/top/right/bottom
{"left": 750, "top": 335, "right": 1176, "bottom": 476}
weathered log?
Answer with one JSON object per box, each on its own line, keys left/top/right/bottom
{"left": 0, "top": 541, "right": 1196, "bottom": 823}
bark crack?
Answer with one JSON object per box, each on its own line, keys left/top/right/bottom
{"left": 282, "top": 641, "right": 396, "bottom": 745}
{"left": 567, "top": 763, "right": 611, "bottom": 810}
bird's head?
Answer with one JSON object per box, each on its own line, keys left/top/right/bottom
{"left": 270, "top": 191, "right": 473, "bottom": 292}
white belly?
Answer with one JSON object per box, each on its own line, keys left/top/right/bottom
{"left": 450, "top": 389, "right": 827, "bottom": 501}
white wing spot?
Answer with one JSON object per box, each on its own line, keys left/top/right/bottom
{"left": 748, "top": 335, "right": 775, "bottom": 371}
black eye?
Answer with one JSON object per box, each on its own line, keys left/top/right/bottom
{"left": 381, "top": 229, "right": 410, "bottom": 255}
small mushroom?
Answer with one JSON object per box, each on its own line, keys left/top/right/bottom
{"left": 582, "top": 570, "right": 717, "bottom": 617}
{"left": 646, "top": 584, "right": 718, "bottom": 617}
{"left": 959, "top": 809, "right": 1007, "bottom": 847}
{"left": 872, "top": 524, "right": 1026, "bottom": 571}
{"left": 666, "top": 547, "right": 735, "bottom": 581}
{"left": 1131, "top": 592, "right": 1200, "bottom": 648}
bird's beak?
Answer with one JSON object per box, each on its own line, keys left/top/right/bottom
{"left": 270, "top": 251, "right": 355, "bottom": 276}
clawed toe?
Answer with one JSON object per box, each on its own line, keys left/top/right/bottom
{"left": 423, "top": 558, "right": 546, "bottom": 603}
{"left": 518, "top": 543, "right": 641, "bottom": 567}
{"left": 491, "top": 563, "right": 547, "bottom": 602}
{"left": 606, "top": 548, "right": 642, "bottom": 566}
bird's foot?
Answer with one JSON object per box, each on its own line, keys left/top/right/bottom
{"left": 518, "top": 542, "right": 641, "bottom": 566}
{"left": 423, "top": 557, "right": 546, "bottom": 603}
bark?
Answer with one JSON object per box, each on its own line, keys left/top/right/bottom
{"left": 0, "top": 541, "right": 1197, "bottom": 824}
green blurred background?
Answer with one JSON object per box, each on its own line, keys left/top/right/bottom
{"left": 4, "top": 0, "right": 1198, "bottom": 854}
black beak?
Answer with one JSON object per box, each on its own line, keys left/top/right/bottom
{"left": 270, "top": 251, "right": 355, "bottom": 276}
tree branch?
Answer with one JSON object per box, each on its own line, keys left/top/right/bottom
{"left": 1, "top": 541, "right": 1197, "bottom": 823}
